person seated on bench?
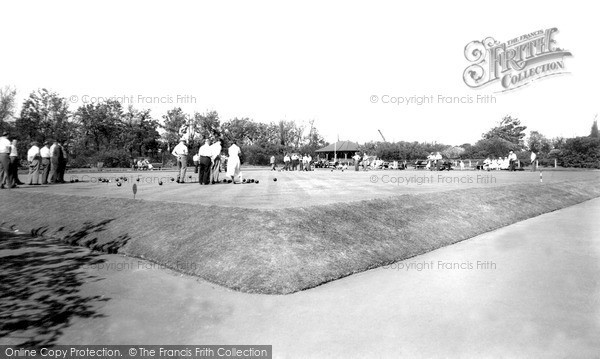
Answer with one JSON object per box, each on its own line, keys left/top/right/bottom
{"left": 426, "top": 152, "right": 434, "bottom": 170}
{"left": 483, "top": 157, "right": 491, "bottom": 171}
{"left": 140, "top": 158, "right": 150, "bottom": 170}
{"left": 500, "top": 156, "right": 510, "bottom": 170}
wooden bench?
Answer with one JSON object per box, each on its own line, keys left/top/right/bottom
{"left": 413, "top": 160, "right": 428, "bottom": 170}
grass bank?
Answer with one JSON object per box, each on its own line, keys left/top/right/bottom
{"left": 2, "top": 180, "right": 599, "bottom": 294}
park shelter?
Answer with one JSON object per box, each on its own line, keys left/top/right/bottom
{"left": 315, "top": 141, "right": 360, "bottom": 161}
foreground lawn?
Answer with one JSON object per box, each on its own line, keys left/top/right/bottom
{"left": 2, "top": 179, "right": 599, "bottom": 294}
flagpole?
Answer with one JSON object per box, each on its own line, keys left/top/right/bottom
{"left": 334, "top": 136, "right": 337, "bottom": 162}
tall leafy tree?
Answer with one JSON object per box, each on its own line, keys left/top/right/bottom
{"left": 0, "top": 85, "right": 17, "bottom": 133}
{"left": 194, "top": 110, "right": 221, "bottom": 140}
{"left": 591, "top": 118, "right": 599, "bottom": 138}
{"left": 161, "top": 107, "right": 189, "bottom": 151}
{"left": 74, "top": 100, "right": 123, "bottom": 152}
{"left": 222, "top": 117, "right": 258, "bottom": 146}
{"left": 121, "top": 106, "right": 160, "bottom": 157}
{"left": 18, "top": 88, "right": 73, "bottom": 144}
{"left": 527, "top": 131, "right": 552, "bottom": 155}
{"left": 482, "top": 115, "right": 527, "bottom": 150}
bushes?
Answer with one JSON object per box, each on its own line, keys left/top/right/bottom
{"left": 68, "top": 156, "right": 93, "bottom": 168}
{"left": 241, "top": 143, "right": 284, "bottom": 165}
{"left": 96, "top": 149, "right": 132, "bottom": 168}
{"left": 558, "top": 137, "right": 600, "bottom": 168}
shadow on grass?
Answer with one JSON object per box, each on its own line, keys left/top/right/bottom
{"left": 61, "top": 219, "right": 131, "bottom": 254}
{"left": 0, "top": 230, "right": 110, "bottom": 346}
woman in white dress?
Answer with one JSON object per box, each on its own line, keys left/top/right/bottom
{"left": 226, "top": 140, "right": 241, "bottom": 183}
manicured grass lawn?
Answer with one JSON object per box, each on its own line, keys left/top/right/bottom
{"left": 2, "top": 174, "right": 599, "bottom": 294}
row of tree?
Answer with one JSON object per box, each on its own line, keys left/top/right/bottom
{"left": 0, "top": 86, "right": 598, "bottom": 168}
{"left": 0, "top": 87, "right": 327, "bottom": 167}
{"left": 359, "top": 116, "right": 600, "bottom": 168}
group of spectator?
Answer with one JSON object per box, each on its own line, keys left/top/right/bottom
{"left": 349, "top": 153, "right": 409, "bottom": 171}
{"left": 352, "top": 152, "right": 370, "bottom": 171}
{"left": 483, "top": 150, "right": 520, "bottom": 171}
{"left": 425, "top": 152, "right": 445, "bottom": 170}
{"left": 280, "top": 153, "right": 313, "bottom": 171}
{"left": 0, "top": 131, "right": 67, "bottom": 189}
{"left": 134, "top": 158, "right": 154, "bottom": 170}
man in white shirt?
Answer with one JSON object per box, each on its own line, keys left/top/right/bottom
{"left": 192, "top": 153, "right": 200, "bottom": 174}
{"left": 353, "top": 152, "right": 361, "bottom": 171}
{"left": 27, "top": 141, "right": 41, "bottom": 185}
{"left": 283, "top": 153, "right": 290, "bottom": 171}
{"left": 198, "top": 138, "right": 212, "bottom": 185}
{"left": 172, "top": 139, "right": 188, "bottom": 183}
{"left": 226, "top": 140, "right": 241, "bottom": 183}
{"left": 508, "top": 151, "right": 518, "bottom": 171}
{"left": 306, "top": 154, "right": 312, "bottom": 171}
{"left": 40, "top": 141, "right": 51, "bottom": 184}
{"left": 530, "top": 151, "right": 537, "bottom": 171}
{"left": 9, "top": 139, "right": 24, "bottom": 185}
{"left": 0, "top": 132, "right": 12, "bottom": 188}
{"left": 291, "top": 154, "right": 299, "bottom": 171}
{"left": 210, "top": 138, "right": 222, "bottom": 184}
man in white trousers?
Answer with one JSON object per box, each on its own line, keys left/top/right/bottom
{"left": 172, "top": 139, "right": 188, "bottom": 183}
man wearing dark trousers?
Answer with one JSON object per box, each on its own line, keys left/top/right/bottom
{"left": 353, "top": 152, "right": 361, "bottom": 171}
{"left": 40, "top": 141, "right": 51, "bottom": 184}
{"left": 49, "top": 140, "right": 63, "bottom": 183}
{"left": 9, "top": 139, "right": 24, "bottom": 185}
{"left": 198, "top": 138, "right": 212, "bottom": 185}
{"left": 0, "top": 132, "right": 12, "bottom": 189}
{"left": 57, "top": 142, "right": 67, "bottom": 183}
{"left": 508, "top": 150, "right": 518, "bottom": 171}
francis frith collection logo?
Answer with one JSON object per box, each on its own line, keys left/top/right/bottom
{"left": 463, "top": 28, "right": 572, "bottom": 92}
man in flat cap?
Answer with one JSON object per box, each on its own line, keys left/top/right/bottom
{"left": 172, "top": 138, "right": 188, "bottom": 183}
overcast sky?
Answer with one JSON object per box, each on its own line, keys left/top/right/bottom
{"left": 1, "top": 0, "right": 597, "bottom": 146}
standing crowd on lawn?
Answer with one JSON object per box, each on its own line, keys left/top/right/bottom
{"left": 0, "top": 128, "right": 543, "bottom": 190}
{"left": 172, "top": 136, "right": 243, "bottom": 185}
{"left": 0, "top": 131, "right": 68, "bottom": 189}
{"left": 0, "top": 130, "right": 244, "bottom": 188}
{"left": 279, "top": 153, "right": 313, "bottom": 171}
